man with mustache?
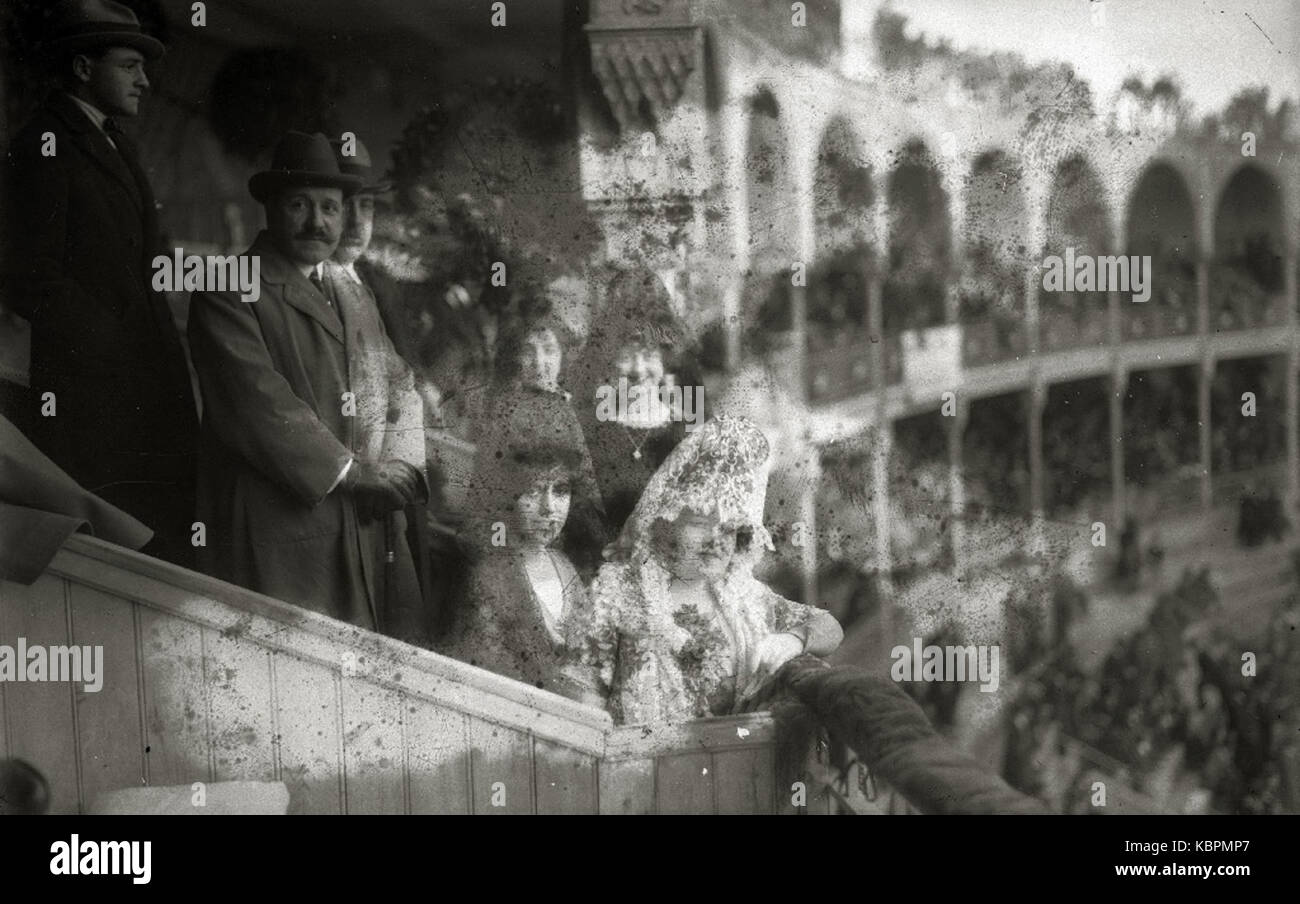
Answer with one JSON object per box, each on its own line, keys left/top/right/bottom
{"left": 187, "top": 131, "right": 425, "bottom": 630}
{"left": 1, "top": 0, "right": 197, "bottom": 565}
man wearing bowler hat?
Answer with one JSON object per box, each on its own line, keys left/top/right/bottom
{"left": 187, "top": 131, "right": 426, "bottom": 631}
{"left": 1, "top": 0, "right": 198, "bottom": 566}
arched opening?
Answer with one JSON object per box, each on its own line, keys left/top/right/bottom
{"left": 1124, "top": 364, "right": 1201, "bottom": 514}
{"left": 806, "top": 117, "right": 874, "bottom": 403}
{"left": 815, "top": 431, "right": 888, "bottom": 632}
{"left": 1043, "top": 377, "right": 1111, "bottom": 519}
{"left": 743, "top": 87, "right": 798, "bottom": 357}
{"left": 1210, "top": 354, "right": 1288, "bottom": 506}
{"left": 1212, "top": 165, "right": 1286, "bottom": 330}
{"left": 891, "top": 409, "right": 953, "bottom": 573}
{"left": 959, "top": 149, "right": 1028, "bottom": 364}
{"left": 963, "top": 391, "right": 1029, "bottom": 520}
{"left": 1124, "top": 162, "right": 1197, "bottom": 339}
{"left": 883, "top": 139, "right": 951, "bottom": 337}
{"left": 1041, "top": 155, "right": 1111, "bottom": 351}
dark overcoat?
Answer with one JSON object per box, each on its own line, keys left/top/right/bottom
{"left": 188, "top": 232, "right": 422, "bottom": 630}
{"left": 1, "top": 94, "right": 197, "bottom": 562}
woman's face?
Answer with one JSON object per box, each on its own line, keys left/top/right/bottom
{"left": 517, "top": 327, "right": 562, "bottom": 392}
{"left": 513, "top": 467, "right": 571, "bottom": 547}
{"left": 657, "top": 511, "right": 736, "bottom": 582}
{"left": 614, "top": 342, "right": 665, "bottom": 386}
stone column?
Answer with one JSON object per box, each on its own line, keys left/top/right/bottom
{"left": 1200, "top": 357, "right": 1214, "bottom": 510}
{"left": 869, "top": 162, "right": 890, "bottom": 386}
{"left": 1023, "top": 173, "right": 1047, "bottom": 356}
{"left": 792, "top": 138, "right": 817, "bottom": 406}
{"left": 1286, "top": 250, "right": 1298, "bottom": 510}
{"left": 801, "top": 446, "right": 820, "bottom": 608}
{"left": 947, "top": 396, "right": 969, "bottom": 575}
{"left": 1287, "top": 348, "right": 1299, "bottom": 514}
{"left": 870, "top": 418, "right": 895, "bottom": 634}
{"left": 1028, "top": 380, "right": 1046, "bottom": 554}
{"left": 1196, "top": 253, "right": 1211, "bottom": 338}
{"left": 720, "top": 99, "right": 749, "bottom": 372}
{"left": 1109, "top": 185, "right": 1127, "bottom": 346}
{"left": 942, "top": 161, "right": 965, "bottom": 326}
{"left": 1110, "top": 367, "right": 1127, "bottom": 525}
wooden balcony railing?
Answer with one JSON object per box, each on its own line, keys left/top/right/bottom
{"left": 806, "top": 331, "right": 876, "bottom": 404}
{"left": 1211, "top": 293, "right": 1288, "bottom": 332}
{"left": 1122, "top": 303, "right": 1196, "bottom": 341}
{"left": 806, "top": 287, "right": 1292, "bottom": 407}
{"left": 961, "top": 317, "right": 1028, "bottom": 367}
{"left": 1039, "top": 306, "right": 1109, "bottom": 352}
{"left": 0, "top": 535, "right": 1042, "bottom": 814}
{"left": 1211, "top": 460, "right": 1288, "bottom": 508}
{"left": 1127, "top": 468, "right": 1203, "bottom": 517}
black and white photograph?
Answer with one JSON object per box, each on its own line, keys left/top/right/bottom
{"left": 0, "top": 0, "right": 1296, "bottom": 846}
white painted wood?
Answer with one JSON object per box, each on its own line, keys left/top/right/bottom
{"left": 0, "top": 575, "right": 81, "bottom": 813}
{"left": 68, "top": 582, "right": 145, "bottom": 808}
{"left": 340, "top": 677, "right": 405, "bottom": 814}
{"left": 49, "top": 536, "right": 612, "bottom": 753}
{"left": 204, "top": 626, "right": 275, "bottom": 782}
{"left": 138, "top": 608, "right": 211, "bottom": 787}
{"left": 16, "top": 537, "right": 796, "bottom": 816}
{"left": 605, "top": 712, "right": 777, "bottom": 760}
{"left": 273, "top": 652, "right": 344, "bottom": 814}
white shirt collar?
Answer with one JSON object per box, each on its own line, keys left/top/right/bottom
{"left": 67, "top": 94, "right": 110, "bottom": 135}
{"left": 339, "top": 262, "right": 362, "bottom": 285}
{"left": 296, "top": 261, "right": 325, "bottom": 280}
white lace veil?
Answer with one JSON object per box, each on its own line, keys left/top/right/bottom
{"left": 610, "top": 415, "right": 773, "bottom": 566}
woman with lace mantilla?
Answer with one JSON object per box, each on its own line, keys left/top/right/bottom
{"left": 572, "top": 416, "right": 843, "bottom": 724}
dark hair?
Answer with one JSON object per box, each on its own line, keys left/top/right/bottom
{"left": 493, "top": 308, "right": 572, "bottom": 386}
{"left": 472, "top": 441, "right": 582, "bottom": 534}
{"left": 574, "top": 265, "right": 685, "bottom": 391}
{"left": 647, "top": 513, "right": 749, "bottom": 555}
{"left": 507, "top": 441, "right": 584, "bottom": 476}
{"left": 600, "top": 266, "right": 682, "bottom": 350}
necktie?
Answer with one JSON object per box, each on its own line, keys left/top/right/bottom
{"left": 309, "top": 269, "right": 332, "bottom": 307}
{"left": 102, "top": 117, "right": 146, "bottom": 210}
{"left": 102, "top": 116, "right": 121, "bottom": 149}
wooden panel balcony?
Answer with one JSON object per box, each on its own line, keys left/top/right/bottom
{"left": 1, "top": 535, "right": 1040, "bottom": 814}
{"left": 1122, "top": 303, "right": 1196, "bottom": 341}
{"left": 1039, "top": 305, "right": 1109, "bottom": 352}
{"left": 961, "top": 317, "right": 1029, "bottom": 367}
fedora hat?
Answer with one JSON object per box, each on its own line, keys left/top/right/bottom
{"left": 249, "top": 131, "right": 364, "bottom": 203}
{"left": 46, "top": 0, "right": 166, "bottom": 60}
{"left": 329, "top": 135, "right": 393, "bottom": 195}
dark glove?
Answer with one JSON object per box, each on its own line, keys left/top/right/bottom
{"left": 343, "top": 460, "right": 409, "bottom": 523}
{"left": 382, "top": 460, "right": 427, "bottom": 504}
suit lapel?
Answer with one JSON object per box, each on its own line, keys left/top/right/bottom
{"left": 254, "top": 235, "right": 345, "bottom": 344}
{"left": 325, "top": 262, "right": 360, "bottom": 399}
{"left": 49, "top": 96, "right": 143, "bottom": 214}
{"left": 109, "top": 128, "right": 155, "bottom": 221}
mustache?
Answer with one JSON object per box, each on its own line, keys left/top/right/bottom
{"left": 294, "top": 230, "right": 335, "bottom": 242}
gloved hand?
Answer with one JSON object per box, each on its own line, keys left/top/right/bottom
{"left": 377, "top": 459, "right": 424, "bottom": 503}
{"left": 344, "top": 460, "right": 414, "bottom": 523}
{"left": 736, "top": 632, "right": 806, "bottom": 707}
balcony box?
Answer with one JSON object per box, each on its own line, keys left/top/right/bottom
{"left": 901, "top": 324, "right": 962, "bottom": 390}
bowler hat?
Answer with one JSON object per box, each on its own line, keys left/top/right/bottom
{"left": 330, "top": 135, "right": 393, "bottom": 194}
{"left": 46, "top": 0, "right": 166, "bottom": 60}
{"left": 249, "top": 131, "right": 364, "bottom": 203}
